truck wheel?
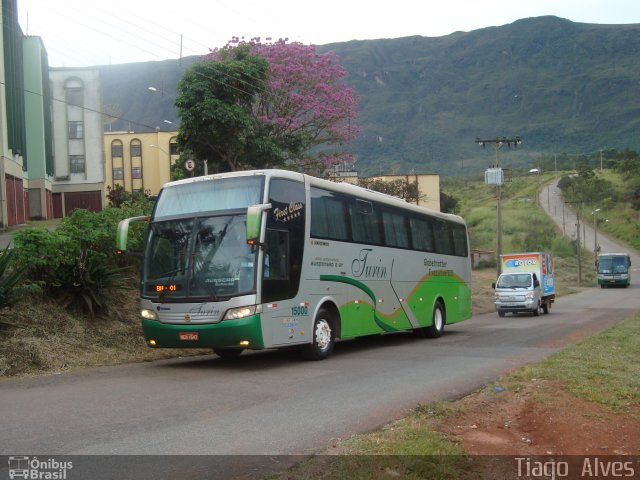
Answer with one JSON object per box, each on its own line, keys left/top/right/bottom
{"left": 498, "top": 310, "right": 506, "bottom": 318}
{"left": 542, "top": 301, "right": 550, "bottom": 314}
{"left": 532, "top": 301, "right": 540, "bottom": 316}
{"left": 424, "top": 300, "right": 445, "bottom": 338}
{"left": 301, "top": 309, "right": 335, "bottom": 361}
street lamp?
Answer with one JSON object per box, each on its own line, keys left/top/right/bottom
{"left": 529, "top": 168, "right": 540, "bottom": 205}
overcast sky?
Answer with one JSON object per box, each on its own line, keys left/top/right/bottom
{"left": 17, "top": 0, "right": 640, "bottom": 67}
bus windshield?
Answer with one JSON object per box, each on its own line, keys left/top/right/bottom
{"left": 142, "top": 215, "right": 256, "bottom": 300}
{"left": 598, "top": 256, "right": 629, "bottom": 274}
{"left": 153, "top": 175, "right": 263, "bottom": 219}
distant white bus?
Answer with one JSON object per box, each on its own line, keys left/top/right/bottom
{"left": 117, "top": 169, "right": 472, "bottom": 360}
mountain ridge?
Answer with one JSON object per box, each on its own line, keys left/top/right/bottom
{"left": 98, "top": 16, "right": 640, "bottom": 175}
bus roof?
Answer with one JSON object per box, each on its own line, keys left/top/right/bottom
{"left": 160, "top": 168, "right": 465, "bottom": 225}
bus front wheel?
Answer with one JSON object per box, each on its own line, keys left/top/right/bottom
{"left": 301, "top": 309, "right": 335, "bottom": 361}
{"left": 424, "top": 300, "right": 445, "bottom": 338}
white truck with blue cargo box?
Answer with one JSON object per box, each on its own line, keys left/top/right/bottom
{"left": 492, "top": 252, "right": 555, "bottom": 317}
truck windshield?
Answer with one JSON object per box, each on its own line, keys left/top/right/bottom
{"left": 598, "top": 256, "right": 629, "bottom": 274}
{"left": 142, "top": 215, "right": 256, "bottom": 300}
{"left": 496, "top": 273, "right": 531, "bottom": 288}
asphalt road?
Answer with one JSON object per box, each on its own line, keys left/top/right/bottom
{"left": 1, "top": 283, "right": 639, "bottom": 478}
{"left": 1, "top": 180, "right": 638, "bottom": 479}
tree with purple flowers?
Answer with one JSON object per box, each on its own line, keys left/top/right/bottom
{"left": 175, "top": 37, "right": 360, "bottom": 174}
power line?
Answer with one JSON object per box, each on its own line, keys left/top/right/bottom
{"left": 3, "top": 79, "right": 160, "bottom": 131}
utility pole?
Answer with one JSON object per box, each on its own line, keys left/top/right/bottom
{"left": 576, "top": 205, "right": 582, "bottom": 285}
{"left": 476, "top": 136, "right": 522, "bottom": 277}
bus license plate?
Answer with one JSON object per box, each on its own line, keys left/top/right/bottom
{"left": 179, "top": 332, "right": 199, "bottom": 341}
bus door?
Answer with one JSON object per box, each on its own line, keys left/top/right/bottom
{"left": 260, "top": 178, "right": 306, "bottom": 347}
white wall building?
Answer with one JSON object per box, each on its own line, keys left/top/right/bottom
{"left": 49, "top": 68, "right": 105, "bottom": 215}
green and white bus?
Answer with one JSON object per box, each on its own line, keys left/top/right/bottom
{"left": 596, "top": 252, "right": 631, "bottom": 288}
{"left": 116, "top": 169, "right": 472, "bottom": 360}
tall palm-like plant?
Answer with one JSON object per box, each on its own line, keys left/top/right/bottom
{"left": 0, "top": 247, "right": 39, "bottom": 312}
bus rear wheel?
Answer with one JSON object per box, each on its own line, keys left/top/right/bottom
{"left": 301, "top": 309, "right": 335, "bottom": 361}
{"left": 423, "top": 300, "right": 445, "bottom": 338}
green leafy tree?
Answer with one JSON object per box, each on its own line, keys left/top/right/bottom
{"left": 612, "top": 149, "right": 640, "bottom": 209}
{"left": 175, "top": 47, "right": 271, "bottom": 173}
{"left": 176, "top": 38, "right": 360, "bottom": 174}
{"left": 559, "top": 169, "right": 617, "bottom": 206}
{"left": 440, "top": 191, "right": 460, "bottom": 214}
{"left": 357, "top": 178, "right": 421, "bottom": 203}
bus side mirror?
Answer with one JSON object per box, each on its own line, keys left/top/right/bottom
{"left": 491, "top": 282, "right": 496, "bottom": 289}
{"left": 246, "top": 203, "right": 272, "bottom": 247}
{"left": 116, "top": 215, "right": 149, "bottom": 255}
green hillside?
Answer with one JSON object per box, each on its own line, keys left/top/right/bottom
{"left": 99, "top": 16, "right": 640, "bottom": 176}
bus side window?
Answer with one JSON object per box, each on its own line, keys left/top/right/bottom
{"left": 264, "top": 229, "right": 289, "bottom": 280}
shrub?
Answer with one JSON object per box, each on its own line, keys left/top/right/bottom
{"left": 12, "top": 228, "right": 76, "bottom": 284}
{"left": 11, "top": 200, "right": 151, "bottom": 318}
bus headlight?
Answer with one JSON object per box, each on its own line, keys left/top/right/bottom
{"left": 224, "top": 305, "right": 258, "bottom": 320}
{"left": 141, "top": 308, "right": 158, "bottom": 320}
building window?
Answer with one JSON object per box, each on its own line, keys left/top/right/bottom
{"left": 70, "top": 155, "right": 85, "bottom": 173}
{"left": 130, "top": 140, "right": 142, "bottom": 157}
{"left": 131, "top": 167, "right": 142, "bottom": 179}
{"left": 66, "top": 87, "right": 83, "bottom": 107}
{"left": 111, "top": 141, "right": 123, "bottom": 157}
{"left": 169, "top": 141, "right": 179, "bottom": 155}
{"left": 68, "top": 121, "right": 84, "bottom": 139}
{"left": 113, "top": 168, "right": 124, "bottom": 180}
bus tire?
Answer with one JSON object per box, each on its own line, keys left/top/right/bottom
{"left": 213, "top": 348, "right": 243, "bottom": 359}
{"left": 498, "top": 310, "right": 506, "bottom": 318}
{"left": 301, "top": 309, "right": 335, "bottom": 361}
{"left": 424, "top": 300, "right": 445, "bottom": 338}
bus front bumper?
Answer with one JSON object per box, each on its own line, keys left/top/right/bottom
{"left": 142, "top": 315, "right": 264, "bottom": 349}
{"left": 598, "top": 275, "right": 630, "bottom": 286}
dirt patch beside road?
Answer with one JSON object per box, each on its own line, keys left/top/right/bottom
{"left": 432, "top": 379, "right": 640, "bottom": 456}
